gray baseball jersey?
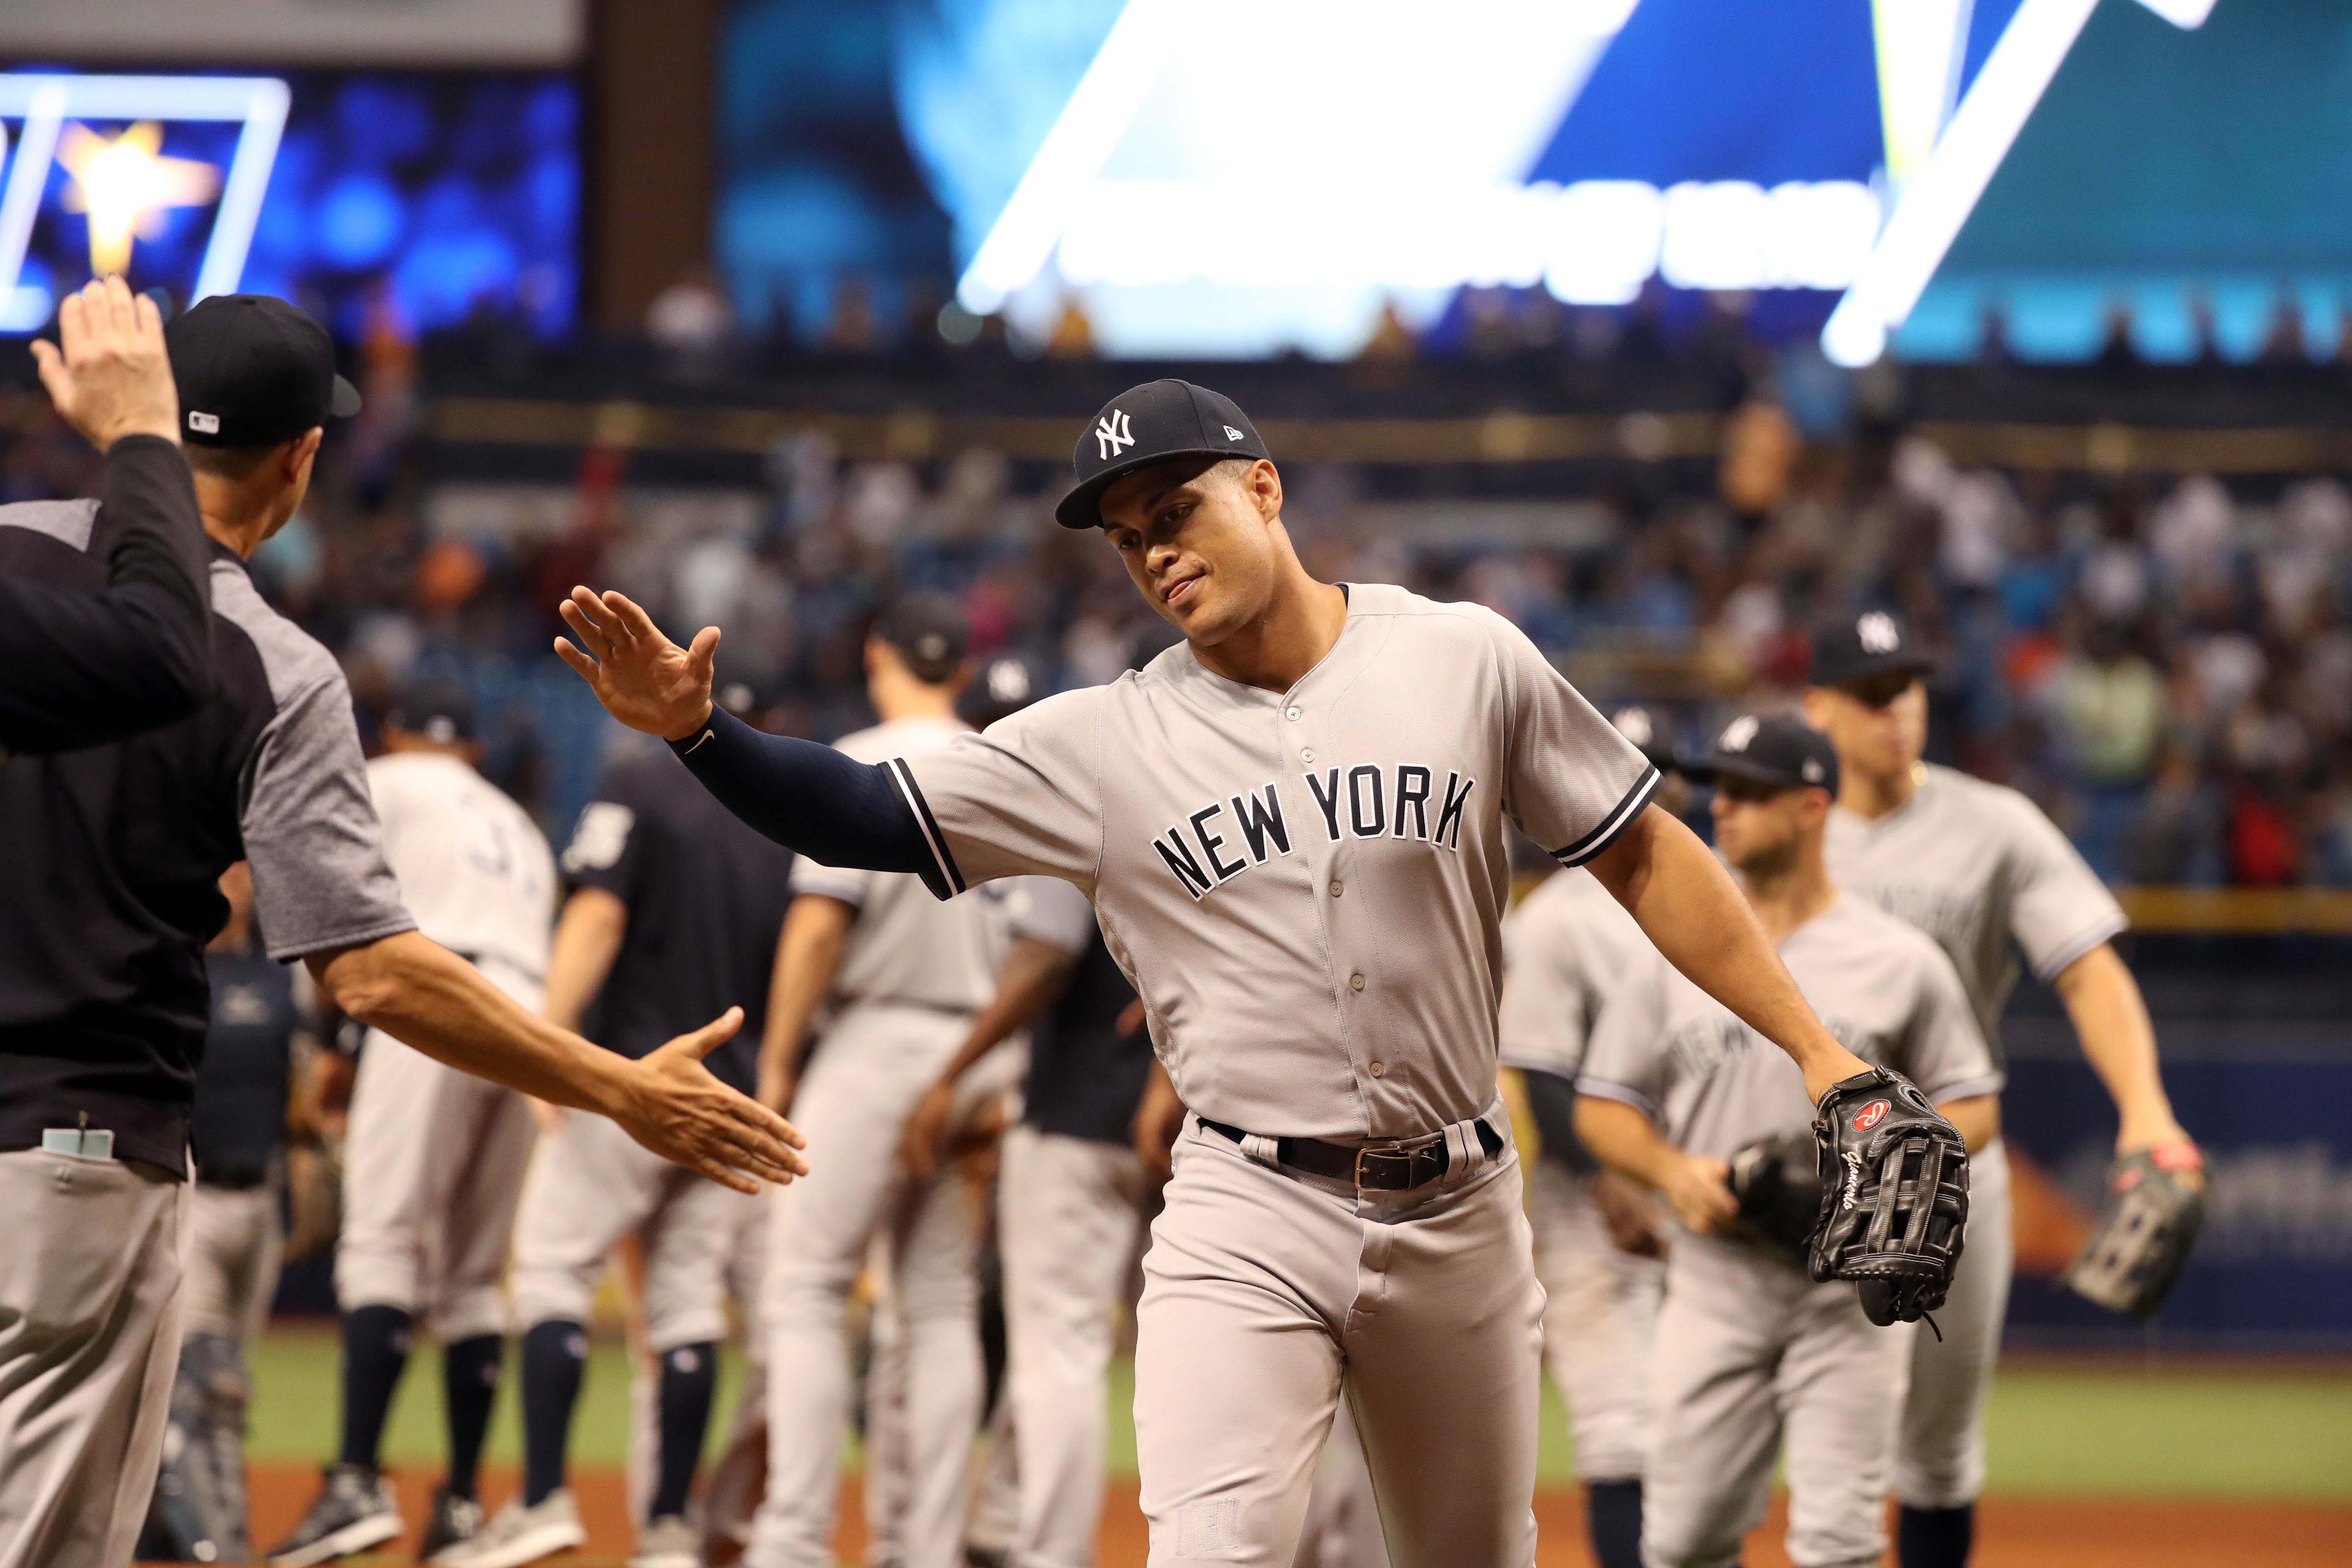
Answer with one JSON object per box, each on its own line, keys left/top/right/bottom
{"left": 1496, "top": 867, "right": 1653, "bottom": 1080}
{"left": 895, "top": 582, "right": 1659, "bottom": 1141}
{"left": 366, "top": 751, "right": 556, "bottom": 1000}
{"left": 1579, "top": 893, "right": 1999, "bottom": 1163}
{"left": 793, "top": 717, "right": 1008, "bottom": 1014}
{"left": 1823, "top": 763, "right": 2125, "bottom": 1064}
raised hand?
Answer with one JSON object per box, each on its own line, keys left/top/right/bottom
{"left": 554, "top": 586, "right": 720, "bottom": 741}
{"left": 612, "top": 1007, "right": 811, "bottom": 1193}
{"left": 31, "top": 276, "right": 182, "bottom": 451}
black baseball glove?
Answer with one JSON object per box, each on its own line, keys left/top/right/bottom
{"left": 1727, "top": 1129, "right": 1822, "bottom": 1254}
{"left": 2063, "top": 1146, "right": 2204, "bottom": 1319}
{"left": 1806, "top": 1066, "right": 1970, "bottom": 1326}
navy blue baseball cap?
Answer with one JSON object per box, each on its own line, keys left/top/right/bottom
{"left": 386, "top": 679, "right": 475, "bottom": 744}
{"left": 1684, "top": 713, "right": 1839, "bottom": 796}
{"left": 1055, "top": 379, "right": 1272, "bottom": 530}
{"left": 1608, "top": 705, "right": 1680, "bottom": 774}
{"left": 1808, "top": 609, "right": 1935, "bottom": 690}
{"left": 166, "top": 294, "right": 360, "bottom": 448}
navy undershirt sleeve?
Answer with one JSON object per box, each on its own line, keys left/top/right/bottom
{"left": 668, "top": 705, "right": 948, "bottom": 897}
{"left": 1520, "top": 1066, "right": 1596, "bottom": 1175}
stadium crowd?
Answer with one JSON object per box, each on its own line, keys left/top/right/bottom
{"left": 6, "top": 303, "right": 2350, "bottom": 891}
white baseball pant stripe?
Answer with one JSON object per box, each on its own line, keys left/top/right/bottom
{"left": 1898, "top": 1137, "right": 2011, "bottom": 1510}
{"left": 336, "top": 1027, "right": 537, "bottom": 1341}
{"left": 749, "top": 1005, "right": 1009, "bottom": 1568}
{"left": 510, "top": 1109, "right": 761, "bottom": 1352}
{"left": 1527, "top": 1160, "right": 1662, "bottom": 1482}
{"left": 1641, "top": 1238, "right": 1913, "bottom": 1568}
{"left": 183, "top": 1181, "right": 284, "bottom": 1344}
{"left": 1133, "top": 1114, "right": 1542, "bottom": 1568}
{"left": 0, "top": 1150, "right": 186, "bottom": 1568}
{"left": 999, "top": 1125, "right": 1151, "bottom": 1568}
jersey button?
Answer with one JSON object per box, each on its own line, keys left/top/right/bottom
{"left": 1330, "top": 880, "right": 1344, "bottom": 897}
{"left": 1369, "top": 1060, "right": 1385, "bottom": 1078}
{"left": 1349, "top": 972, "right": 1365, "bottom": 991}
{"left": 1285, "top": 705, "right": 1302, "bottom": 720}
{"left": 1302, "top": 747, "right": 1316, "bottom": 763}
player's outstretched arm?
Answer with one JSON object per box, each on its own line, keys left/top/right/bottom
{"left": 1586, "top": 805, "right": 1872, "bottom": 1104}
{"left": 554, "top": 586, "right": 944, "bottom": 881}
{"left": 902, "top": 935, "right": 1079, "bottom": 1180}
{"left": 2052, "top": 943, "right": 2199, "bottom": 1175}
{"left": 1574, "top": 1095, "right": 1736, "bottom": 1235}
{"left": 307, "top": 929, "right": 808, "bottom": 1194}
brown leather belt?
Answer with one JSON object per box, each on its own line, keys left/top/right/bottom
{"left": 1199, "top": 1117, "right": 1504, "bottom": 1191}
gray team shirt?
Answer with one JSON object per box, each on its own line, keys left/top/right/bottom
{"left": 794, "top": 716, "right": 1008, "bottom": 1014}
{"left": 1496, "top": 866, "right": 1654, "bottom": 1080}
{"left": 1579, "top": 893, "right": 2000, "bottom": 1162}
{"left": 1823, "top": 763, "right": 2125, "bottom": 1065}
{"left": 897, "top": 583, "right": 1658, "bottom": 1140}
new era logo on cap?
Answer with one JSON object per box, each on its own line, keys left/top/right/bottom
{"left": 1223, "top": 424, "right": 1245, "bottom": 441}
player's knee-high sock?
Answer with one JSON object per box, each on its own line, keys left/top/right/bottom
{"left": 1585, "top": 1479, "right": 1643, "bottom": 1568}
{"left": 337, "top": 1305, "right": 413, "bottom": 1473}
{"left": 521, "top": 1321, "right": 587, "bottom": 1506}
{"left": 650, "top": 1341, "right": 719, "bottom": 1521}
{"left": 442, "top": 1333, "right": 504, "bottom": 1502}
{"left": 1898, "top": 1502, "right": 1975, "bottom": 1568}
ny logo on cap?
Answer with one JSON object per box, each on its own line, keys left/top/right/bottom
{"left": 1096, "top": 408, "right": 1134, "bottom": 461}
{"left": 1719, "top": 715, "right": 1759, "bottom": 753}
{"left": 1613, "top": 708, "right": 1654, "bottom": 748}
{"left": 1857, "top": 611, "right": 1901, "bottom": 654}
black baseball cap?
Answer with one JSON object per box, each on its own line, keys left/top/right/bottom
{"left": 873, "top": 592, "right": 970, "bottom": 684}
{"left": 1807, "top": 609, "right": 1935, "bottom": 690}
{"left": 1685, "top": 713, "right": 1840, "bottom": 796}
{"left": 385, "top": 679, "right": 475, "bottom": 745}
{"left": 165, "top": 294, "right": 361, "bottom": 448}
{"left": 1608, "top": 705, "right": 1679, "bottom": 774}
{"left": 1054, "top": 379, "right": 1272, "bottom": 530}
{"left": 959, "top": 652, "right": 1043, "bottom": 728}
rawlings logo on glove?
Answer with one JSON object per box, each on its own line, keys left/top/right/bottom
{"left": 1806, "top": 1066, "right": 1971, "bottom": 1326}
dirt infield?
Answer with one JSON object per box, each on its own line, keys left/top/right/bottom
{"left": 232, "top": 1461, "right": 2352, "bottom": 1567}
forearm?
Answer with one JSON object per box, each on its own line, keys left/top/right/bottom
{"left": 939, "top": 940, "right": 1075, "bottom": 1087}
{"left": 1590, "top": 809, "right": 1858, "bottom": 1090}
{"left": 674, "top": 707, "right": 940, "bottom": 888}
{"left": 763, "top": 898, "right": 849, "bottom": 1084}
{"left": 311, "top": 931, "right": 632, "bottom": 1118}
{"left": 544, "top": 888, "right": 628, "bottom": 1031}
{"left": 1937, "top": 1093, "right": 2000, "bottom": 1153}
{"left": 1516, "top": 1067, "right": 1593, "bottom": 1173}
{"left": 2053, "top": 943, "right": 2181, "bottom": 1142}
{"left": 0, "top": 437, "right": 212, "bottom": 753}
{"left": 1574, "top": 1095, "right": 1683, "bottom": 1190}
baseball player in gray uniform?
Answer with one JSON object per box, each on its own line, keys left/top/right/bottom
{"left": 273, "top": 685, "right": 558, "bottom": 1567}
{"left": 1801, "top": 611, "right": 2201, "bottom": 1568}
{"left": 1577, "top": 714, "right": 2000, "bottom": 1568}
{"left": 1494, "top": 707, "right": 1684, "bottom": 1568}
{"left": 750, "top": 595, "right": 1018, "bottom": 1568}
{"left": 552, "top": 377, "right": 1927, "bottom": 1568}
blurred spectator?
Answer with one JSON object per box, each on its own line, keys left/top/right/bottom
{"left": 646, "top": 266, "right": 735, "bottom": 362}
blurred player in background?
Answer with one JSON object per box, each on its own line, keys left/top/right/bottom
{"left": 1495, "top": 707, "right": 1683, "bottom": 1568}
{"left": 1802, "top": 611, "right": 2201, "bottom": 1568}
{"left": 272, "top": 684, "right": 557, "bottom": 1567}
{"left": 1577, "top": 715, "right": 1999, "bottom": 1568}
{"left": 446, "top": 694, "right": 798, "bottom": 1568}
{"left": 750, "top": 596, "right": 1017, "bottom": 1568}
{"left": 143, "top": 864, "right": 312, "bottom": 1566}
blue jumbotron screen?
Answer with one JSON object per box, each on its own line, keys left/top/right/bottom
{"left": 0, "top": 69, "right": 578, "bottom": 339}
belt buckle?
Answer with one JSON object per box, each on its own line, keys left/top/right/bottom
{"left": 1353, "top": 1139, "right": 1441, "bottom": 1191}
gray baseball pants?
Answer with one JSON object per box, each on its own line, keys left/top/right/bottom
{"left": 1898, "top": 1137, "right": 2011, "bottom": 1509}
{"left": 0, "top": 1148, "right": 185, "bottom": 1568}
{"left": 336, "top": 1028, "right": 537, "bottom": 1340}
{"left": 998, "top": 1125, "right": 1152, "bottom": 1568}
{"left": 1528, "top": 1159, "right": 1662, "bottom": 1482}
{"left": 1641, "top": 1235, "right": 1913, "bottom": 1568}
{"left": 1134, "top": 1109, "right": 1540, "bottom": 1568}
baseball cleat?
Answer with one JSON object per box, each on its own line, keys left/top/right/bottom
{"left": 433, "top": 1489, "right": 587, "bottom": 1568}
{"left": 627, "top": 1513, "right": 702, "bottom": 1568}
{"left": 418, "top": 1484, "right": 489, "bottom": 1564}
{"left": 266, "top": 1464, "right": 403, "bottom": 1566}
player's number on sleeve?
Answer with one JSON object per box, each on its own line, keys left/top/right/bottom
{"left": 562, "top": 802, "right": 635, "bottom": 873}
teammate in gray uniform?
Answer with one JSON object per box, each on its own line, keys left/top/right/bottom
{"left": 552, "top": 377, "right": 1929, "bottom": 1568}
{"left": 273, "top": 685, "right": 559, "bottom": 1567}
{"left": 1576, "top": 714, "right": 2001, "bottom": 1568}
{"left": 750, "top": 597, "right": 1019, "bottom": 1568}
{"left": 1495, "top": 707, "right": 1683, "bottom": 1568}
{"left": 1801, "top": 611, "right": 2201, "bottom": 1568}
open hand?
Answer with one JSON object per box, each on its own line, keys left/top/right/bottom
{"left": 1664, "top": 1153, "right": 1738, "bottom": 1236}
{"left": 32, "top": 277, "right": 182, "bottom": 451}
{"left": 615, "top": 1007, "right": 810, "bottom": 1193}
{"left": 554, "top": 586, "right": 720, "bottom": 742}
